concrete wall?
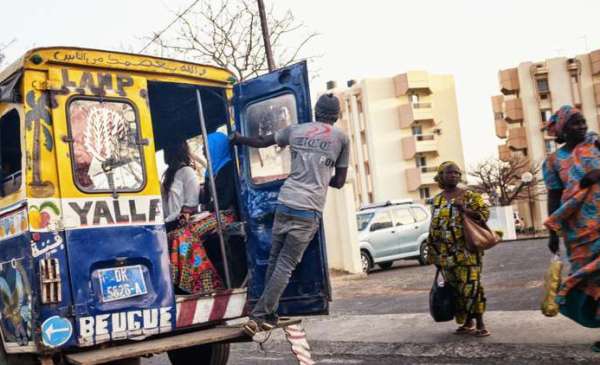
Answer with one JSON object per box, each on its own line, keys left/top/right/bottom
{"left": 323, "top": 182, "right": 362, "bottom": 274}
{"left": 488, "top": 206, "right": 517, "bottom": 240}
{"left": 431, "top": 75, "right": 466, "bottom": 173}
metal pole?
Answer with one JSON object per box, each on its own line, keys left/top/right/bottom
{"left": 529, "top": 184, "right": 535, "bottom": 238}
{"left": 195, "top": 89, "right": 232, "bottom": 289}
{"left": 257, "top": 0, "right": 276, "bottom": 72}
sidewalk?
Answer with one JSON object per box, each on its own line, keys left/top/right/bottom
{"left": 234, "top": 311, "right": 600, "bottom": 363}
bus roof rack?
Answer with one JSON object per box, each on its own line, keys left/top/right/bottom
{"left": 359, "top": 199, "right": 414, "bottom": 211}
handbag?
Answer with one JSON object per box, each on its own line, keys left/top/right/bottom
{"left": 463, "top": 214, "right": 500, "bottom": 251}
{"left": 429, "top": 268, "right": 456, "bottom": 322}
{"left": 459, "top": 190, "right": 500, "bottom": 251}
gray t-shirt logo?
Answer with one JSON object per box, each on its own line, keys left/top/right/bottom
{"left": 275, "top": 122, "right": 350, "bottom": 212}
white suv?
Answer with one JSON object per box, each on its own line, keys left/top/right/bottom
{"left": 357, "top": 200, "right": 431, "bottom": 273}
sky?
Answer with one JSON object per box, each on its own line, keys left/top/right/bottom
{"left": 3, "top": 0, "right": 600, "bottom": 169}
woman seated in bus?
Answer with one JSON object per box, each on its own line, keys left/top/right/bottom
{"left": 199, "top": 131, "right": 236, "bottom": 213}
{"left": 162, "top": 141, "right": 224, "bottom": 295}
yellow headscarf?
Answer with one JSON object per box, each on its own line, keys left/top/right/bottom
{"left": 434, "top": 161, "right": 461, "bottom": 189}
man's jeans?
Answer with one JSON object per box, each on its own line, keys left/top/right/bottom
{"left": 251, "top": 205, "right": 321, "bottom": 323}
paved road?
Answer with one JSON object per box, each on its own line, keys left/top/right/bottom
{"left": 330, "top": 238, "right": 550, "bottom": 315}
{"left": 144, "top": 238, "right": 553, "bottom": 364}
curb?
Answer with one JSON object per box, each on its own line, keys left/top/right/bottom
{"left": 233, "top": 340, "right": 600, "bottom": 363}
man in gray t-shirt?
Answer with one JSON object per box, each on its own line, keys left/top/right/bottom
{"left": 231, "top": 93, "right": 348, "bottom": 335}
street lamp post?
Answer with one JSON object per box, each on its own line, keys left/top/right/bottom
{"left": 520, "top": 172, "right": 535, "bottom": 238}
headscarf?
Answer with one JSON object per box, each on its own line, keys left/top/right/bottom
{"left": 546, "top": 105, "right": 581, "bottom": 137}
{"left": 434, "top": 161, "right": 461, "bottom": 189}
{"left": 205, "top": 132, "right": 232, "bottom": 177}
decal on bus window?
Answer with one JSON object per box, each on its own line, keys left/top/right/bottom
{"left": 67, "top": 99, "right": 145, "bottom": 193}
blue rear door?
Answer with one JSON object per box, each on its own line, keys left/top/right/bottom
{"left": 233, "top": 61, "right": 331, "bottom": 315}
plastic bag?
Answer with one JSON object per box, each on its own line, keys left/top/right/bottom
{"left": 541, "top": 254, "right": 563, "bottom": 317}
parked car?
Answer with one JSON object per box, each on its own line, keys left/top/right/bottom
{"left": 357, "top": 200, "right": 431, "bottom": 273}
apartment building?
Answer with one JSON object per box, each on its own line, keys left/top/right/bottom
{"left": 492, "top": 49, "right": 600, "bottom": 229}
{"left": 330, "top": 71, "right": 466, "bottom": 207}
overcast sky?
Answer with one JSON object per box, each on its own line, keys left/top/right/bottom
{"left": 4, "top": 0, "right": 600, "bottom": 169}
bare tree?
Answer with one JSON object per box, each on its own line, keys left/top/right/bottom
{"left": 0, "top": 39, "right": 16, "bottom": 66}
{"left": 143, "top": 0, "right": 319, "bottom": 81}
{"left": 469, "top": 155, "right": 546, "bottom": 206}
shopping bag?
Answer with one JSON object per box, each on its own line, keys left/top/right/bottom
{"left": 541, "top": 254, "right": 562, "bottom": 317}
{"left": 429, "top": 269, "right": 456, "bottom": 322}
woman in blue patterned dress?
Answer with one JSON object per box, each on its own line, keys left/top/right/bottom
{"left": 543, "top": 105, "right": 600, "bottom": 351}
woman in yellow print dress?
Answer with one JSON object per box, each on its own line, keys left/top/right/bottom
{"left": 426, "top": 161, "right": 491, "bottom": 337}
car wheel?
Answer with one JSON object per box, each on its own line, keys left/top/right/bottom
{"left": 168, "top": 343, "right": 230, "bottom": 365}
{"left": 378, "top": 262, "right": 393, "bottom": 270}
{"left": 360, "top": 250, "right": 373, "bottom": 273}
{"left": 418, "top": 241, "right": 430, "bottom": 266}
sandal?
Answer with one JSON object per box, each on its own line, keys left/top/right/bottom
{"left": 473, "top": 329, "right": 491, "bottom": 337}
{"left": 260, "top": 320, "right": 277, "bottom": 331}
{"left": 242, "top": 319, "right": 261, "bottom": 337}
{"left": 454, "top": 325, "right": 476, "bottom": 335}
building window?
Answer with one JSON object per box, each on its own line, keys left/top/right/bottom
{"left": 540, "top": 110, "right": 552, "bottom": 122}
{"left": 570, "top": 73, "right": 579, "bottom": 84}
{"left": 536, "top": 78, "right": 549, "bottom": 93}
{"left": 411, "top": 125, "right": 422, "bottom": 136}
{"left": 415, "top": 155, "right": 426, "bottom": 168}
{"left": 410, "top": 94, "right": 420, "bottom": 104}
{"left": 494, "top": 112, "right": 503, "bottom": 120}
{"left": 419, "top": 187, "right": 430, "bottom": 199}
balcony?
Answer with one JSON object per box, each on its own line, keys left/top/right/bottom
{"left": 504, "top": 98, "right": 523, "bottom": 122}
{"left": 591, "top": 49, "right": 600, "bottom": 75}
{"left": 495, "top": 118, "right": 507, "bottom": 139}
{"left": 491, "top": 95, "right": 504, "bottom": 113}
{"left": 499, "top": 68, "right": 520, "bottom": 95}
{"left": 507, "top": 127, "right": 527, "bottom": 150}
{"left": 398, "top": 102, "right": 434, "bottom": 128}
{"left": 498, "top": 144, "right": 511, "bottom": 161}
{"left": 406, "top": 166, "right": 437, "bottom": 192}
{"left": 401, "top": 134, "right": 439, "bottom": 160}
{"left": 393, "top": 71, "right": 432, "bottom": 96}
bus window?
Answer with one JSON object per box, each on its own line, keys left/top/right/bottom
{"left": 244, "top": 94, "right": 297, "bottom": 185}
{"left": 67, "top": 99, "right": 145, "bottom": 192}
{"left": 0, "top": 109, "right": 22, "bottom": 196}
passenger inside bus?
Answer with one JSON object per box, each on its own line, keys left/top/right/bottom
{"left": 162, "top": 140, "right": 236, "bottom": 295}
{"left": 199, "top": 131, "right": 236, "bottom": 212}
{"left": 149, "top": 81, "right": 246, "bottom": 294}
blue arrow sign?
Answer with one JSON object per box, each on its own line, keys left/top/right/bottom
{"left": 41, "top": 316, "right": 72, "bottom": 348}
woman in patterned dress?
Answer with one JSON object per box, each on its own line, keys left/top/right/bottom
{"left": 162, "top": 141, "right": 227, "bottom": 295}
{"left": 426, "top": 161, "right": 491, "bottom": 337}
{"left": 543, "top": 106, "right": 600, "bottom": 350}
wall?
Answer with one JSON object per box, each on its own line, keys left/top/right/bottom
{"left": 431, "top": 75, "right": 466, "bottom": 173}
{"left": 488, "top": 206, "right": 517, "bottom": 240}
{"left": 323, "top": 182, "right": 363, "bottom": 274}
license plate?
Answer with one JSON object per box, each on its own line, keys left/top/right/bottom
{"left": 98, "top": 265, "right": 148, "bottom": 303}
